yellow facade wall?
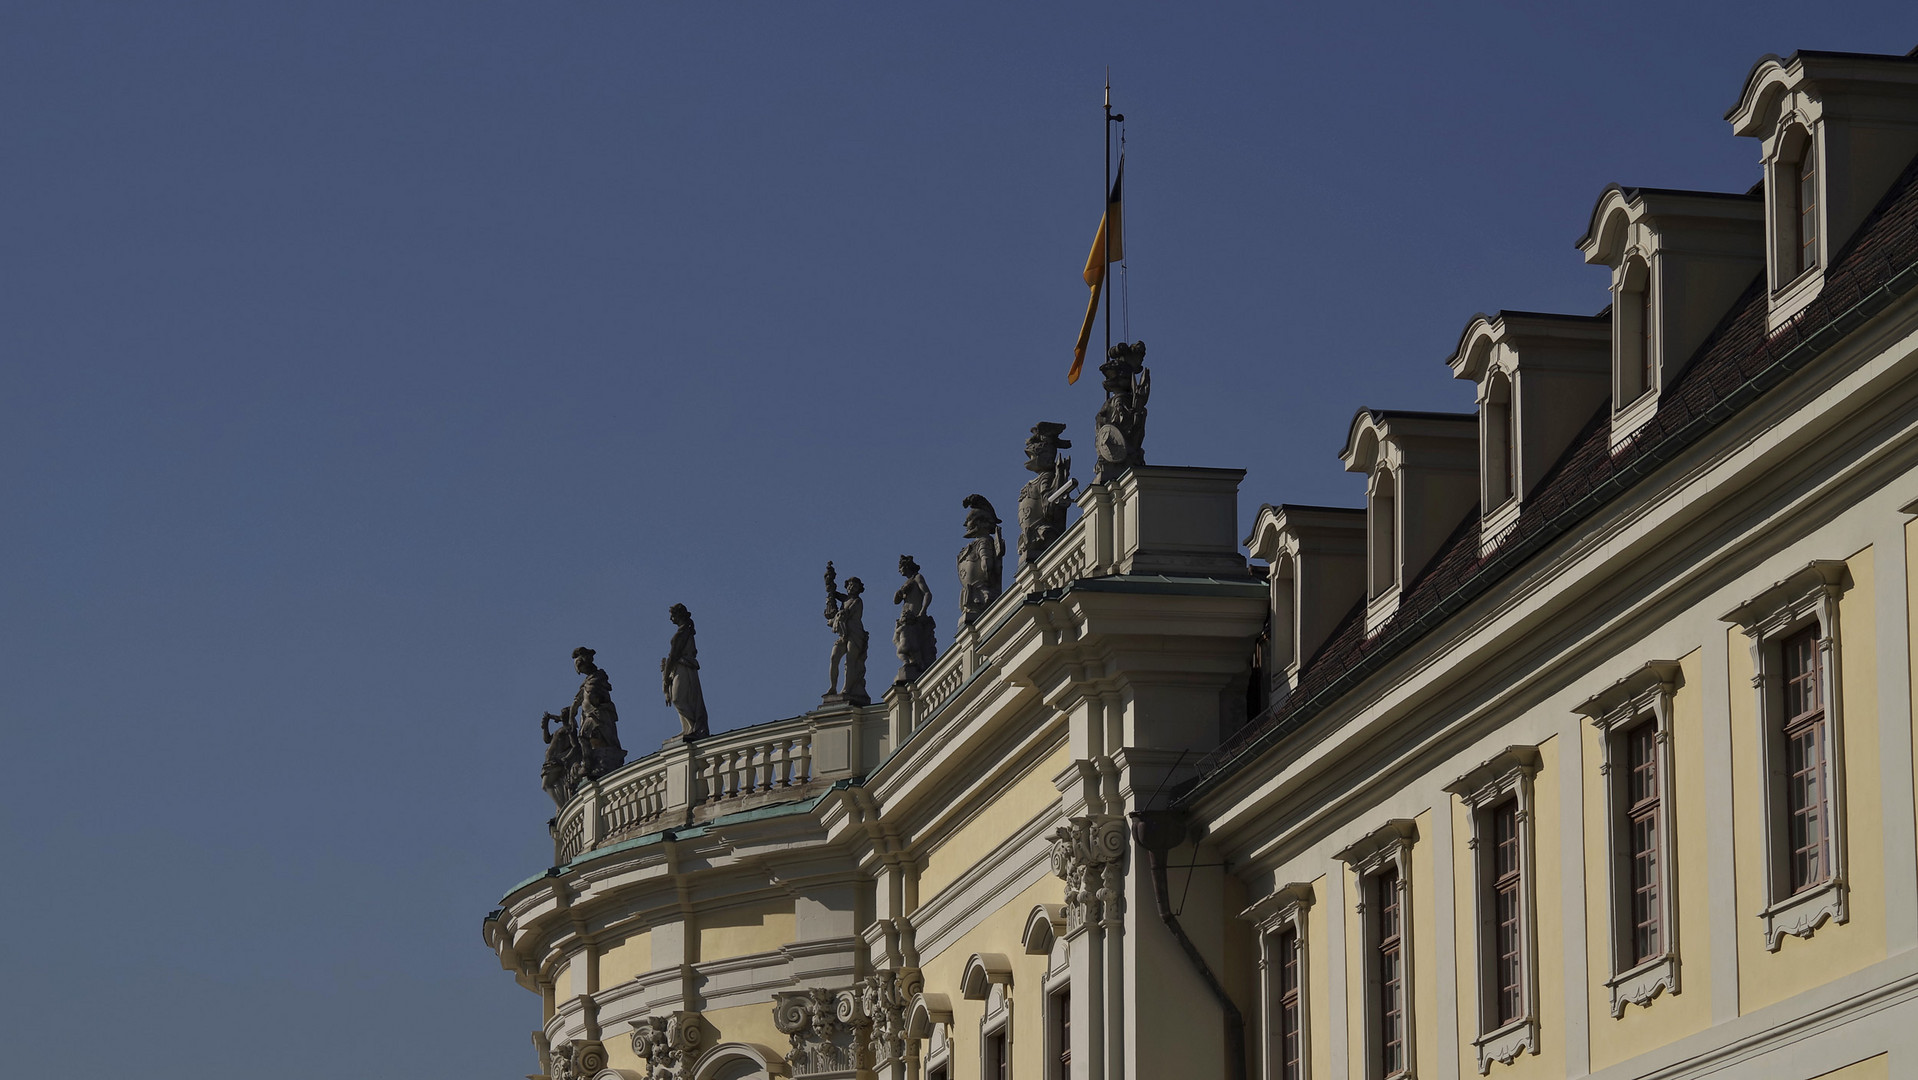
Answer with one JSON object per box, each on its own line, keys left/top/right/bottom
{"left": 1907, "top": 518, "right": 1918, "bottom": 897}
{"left": 916, "top": 874, "right": 1061, "bottom": 1080}
{"left": 600, "top": 929, "right": 652, "bottom": 988}
{"left": 1343, "top": 864, "right": 1363, "bottom": 1080}
{"left": 1733, "top": 545, "right": 1886, "bottom": 1013}
{"left": 1450, "top": 737, "right": 1565, "bottom": 1079}
{"left": 697, "top": 898, "right": 797, "bottom": 962}
{"left": 1813, "top": 1052, "right": 1888, "bottom": 1078}
{"left": 1307, "top": 874, "right": 1331, "bottom": 1080}
{"left": 1584, "top": 650, "right": 1714, "bottom": 1070}
{"left": 916, "top": 741, "right": 1068, "bottom": 902}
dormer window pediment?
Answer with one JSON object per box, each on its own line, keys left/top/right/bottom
{"left": 1727, "top": 51, "right": 1918, "bottom": 328}
{"left": 1578, "top": 185, "right": 1764, "bottom": 448}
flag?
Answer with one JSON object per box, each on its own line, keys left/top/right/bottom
{"left": 1070, "top": 159, "right": 1124, "bottom": 384}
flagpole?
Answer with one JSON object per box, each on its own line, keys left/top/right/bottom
{"left": 1104, "top": 73, "right": 1112, "bottom": 361}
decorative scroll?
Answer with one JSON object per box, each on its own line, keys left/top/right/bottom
{"left": 1049, "top": 816, "right": 1128, "bottom": 934}
{"left": 630, "top": 1011, "right": 707, "bottom": 1080}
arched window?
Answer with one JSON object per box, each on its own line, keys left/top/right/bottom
{"left": 1794, "top": 137, "right": 1819, "bottom": 277}
{"left": 1369, "top": 470, "right": 1397, "bottom": 599}
{"left": 1485, "top": 373, "right": 1516, "bottom": 507}
{"left": 1618, "top": 258, "right": 1654, "bottom": 403}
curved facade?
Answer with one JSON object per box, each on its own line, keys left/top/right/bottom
{"left": 486, "top": 45, "right": 1918, "bottom": 1080}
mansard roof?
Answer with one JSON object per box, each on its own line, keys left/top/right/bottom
{"left": 1181, "top": 142, "right": 1918, "bottom": 805}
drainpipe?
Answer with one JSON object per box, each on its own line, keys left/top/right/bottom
{"left": 1130, "top": 809, "right": 1247, "bottom": 1080}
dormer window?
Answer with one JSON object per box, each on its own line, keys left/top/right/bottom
{"left": 1577, "top": 187, "right": 1762, "bottom": 447}
{"left": 1728, "top": 51, "right": 1918, "bottom": 328}
{"left": 1619, "top": 259, "right": 1655, "bottom": 403}
{"left": 1369, "top": 469, "right": 1397, "bottom": 599}
{"left": 1791, "top": 131, "right": 1819, "bottom": 279}
{"left": 1484, "top": 373, "right": 1515, "bottom": 509}
{"left": 1447, "top": 312, "right": 1609, "bottom": 549}
{"left": 1341, "top": 409, "right": 1477, "bottom": 633}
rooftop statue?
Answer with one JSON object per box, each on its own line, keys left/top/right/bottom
{"left": 892, "top": 554, "right": 936, "bottom": 684}
{"left": 1093, "top": 341, "right": 1150, "bottom": 485}
{"left": 957, "top": 494, "right": 1005, "bottom": 626}
{"left": 662, "top": 603, "right": 710, "bottom": 740}
{"left": 538, "top": 709, "right": 583, "bottom": 808}
{"left": 823, "top": 562, "right": 871, "bottom": 706}
{"left": 1018, "top": 421, "right": 1078, "bottom": 567}
{"left": 545, "top": 647, "right": 626, "bottom": 787}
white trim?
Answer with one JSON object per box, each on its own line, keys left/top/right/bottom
{"left": 1577, "top": 661, "right": 1684, "bottom": 1018}
{"left": 1722, "top": 560, "right": 1851, "bottom": 951}
{"left": 1446, "top": 747, "right": 1543, "bottom": 1073}
{"left": 1336, "top": 819, "right": 1418, "bottom": 1080}
{"left": 1246, "top": 881, "right": 1315, "bottom": 1080}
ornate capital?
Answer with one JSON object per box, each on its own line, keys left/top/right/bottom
{"left": 774, "top": 986, "right": 869, "bottom": 1075}
{"left": 545, "top": 1039, "right": 606, "bottom": 1080}
{"left": 1049, "top": 816, "right": 1128, "bottom": 934}
{"left": 630, "top": 1011, "right": 707, "bottom": 1080}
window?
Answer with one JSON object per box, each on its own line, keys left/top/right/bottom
{"left": 1624, "top": 719, "right": 1662, "bottom": 965}
{"left": 983, "top": 1029, "right": 1008, "bottom": 1080}
{"left": 1617, "top": 258, "right": 1654, "bottom": 404}
{"left": 1335, "top": 820, "right": 1416, "bottom": 1080}
{"left": 1051, "top": 986, "right": 1070, "bottom": 1080}
{"left": 1782, "top": 625, "right": 1830, "bottom": 892}
{"left": 1376, "top": 870, "right": 1406, "bottom": 1076}
{"left": 1369, "top": 470, "right": 1398, "bottom": 599}
{"left": 1248, "top": 881, "right": 1314, "bottom": 1080}
{"left": 1578, "top": 660, "right": 1683, "bottom": 1016}
{"left": 1447, "top": 746, "right": 1541, "bottom": 1069}
{"left": 1723, "top": 560, "right": 1850, "bottom": 951}
{"left": 1490, "top": 803, "right": 1523, "bottom": 1027}
{"left": 1792, "top": 138, "right": 1819, "bottom": 278}
{"left": 1276, "top": 927, "right": 1302, "bottom": 1080}
{"left": 1483, "top": 373, "right": 1516, "bottom": 509}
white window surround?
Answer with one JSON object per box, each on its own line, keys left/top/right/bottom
{"left": 1336, "top": 819, "right": 1419, "bottom": 1080}
{"left": 1243, "top": 881, "right": 1316, "bottom": 1080}
{"left": 1764, "top": 117, "right": 1826, "bottom": 327}
{"left": 1575, "top": 662, "right": 1684, "bottom": 1017}
{"left": 1444, "top": 747, "right": 1542, "bottom": 1073}
{"left": 1040, "top": 970, "right": 1070, "bottom": 1080}
{"left": 1721, "top": 560, "right": 1851, "bottom": 951}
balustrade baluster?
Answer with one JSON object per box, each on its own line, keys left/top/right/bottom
{"left": 794, "top": 735, "right": 813, "bottom": 784}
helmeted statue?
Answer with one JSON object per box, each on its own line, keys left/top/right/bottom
{"left": 957, "top": 494, "right": 1005, "bottom": 625}
{"left": 662, "top": 604, "right": 710, "bottom": 740}
{"left": 823, "top": 562, "right": 871, "bottom": 706}
{"left": 1018, "top": 421, "right": 1078, "bottom": 567}
{"left": 892, "top": 555, "right": 937, "bottom": 684}
{"left": 1093, "top": 341, "right": 1150, "bottom": 485}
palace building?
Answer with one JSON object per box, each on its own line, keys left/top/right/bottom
{"left": 484, "top": 45, "right": 1918, "bottom": 1080}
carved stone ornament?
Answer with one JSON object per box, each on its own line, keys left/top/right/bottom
{"left": 956, "top": 495, "right": 1005, "bottom": 626}
{"left": 1017, "top": 421, "right": 1078, "bottom": 567}
{"left": 1092, "top": 342, "right": 1149, "bottom": 485}
{"left": 822, "top": 562, "right": 872, "bottom": 706}
{"left": 1476, "top": 1019, "right": 1538, "bottom": 1073}
{"left": 545, "top": 1038, "right": 606, "bottom": 1080}
{"left": 774, "top": 986, "right": 867, "bottom": 1076}
{"left": 860, "top": 969, "right": 920, "bottom": 1073}
{"left": 630, "top": 1011, "right": 707, "bottom": 1080}
{"left": 891, "top": 556, "right": 937, "bottom": 685}
{"left": 1049, "top": 816, "right": 1128, "bottom": 935}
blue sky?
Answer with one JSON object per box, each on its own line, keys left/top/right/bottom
{"left": 3, "top": 3, "right": 1915, "bottom": 1077}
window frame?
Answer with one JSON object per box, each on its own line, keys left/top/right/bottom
{"left": 1446, "top": 747, "right": 1542, "bottom": 1072}
{"left": 1722, "top": 560, "right": 1850, "bottom": 951}
{"left": 1245, "top": 881, "right": 1316, "bottom": 1080}
{"left": 1577, "top": 660, "right": 1683, "bottom": 1016}
{"left": 1335, "top": 819, "right": 1418, "bottom": 1080}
